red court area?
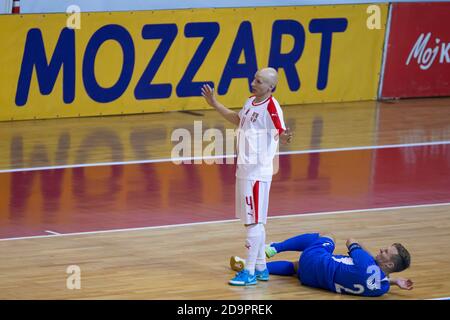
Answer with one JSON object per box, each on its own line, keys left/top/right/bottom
{"left": 1, "top": 144, "right": 449, "bottom": 239}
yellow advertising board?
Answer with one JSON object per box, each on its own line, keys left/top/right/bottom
{"left": 0, "top": 5, "right": 387, "bottom": 121}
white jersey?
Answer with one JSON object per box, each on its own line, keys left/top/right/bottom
{"left": 236, "top": 95, "right": 286, "bottom": 182}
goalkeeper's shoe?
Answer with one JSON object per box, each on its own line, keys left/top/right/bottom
{"left": 265, "top": 244, "right": 278, "bottom": 258}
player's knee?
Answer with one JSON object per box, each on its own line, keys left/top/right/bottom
{"left": 320, "top": 233, "right": 335, "bottom": 242}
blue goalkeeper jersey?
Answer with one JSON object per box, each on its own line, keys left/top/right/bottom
{"left": 298, "top": 237, "right": 390, "bottom": 297}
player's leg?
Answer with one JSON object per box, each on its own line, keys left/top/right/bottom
{"left": 229, "top": 223, "right": 263, "bottom": 285}
{"left": 244, "top": 223, "right": 262, "bottom": 275}
{"left": 266, "top": 260, "right": 297, "bottom": 276}
{"left": 231, "top": 257, "right": 299, "bottom": 277}
{"left": 229, "top": 179, "right": 260, "bottom": 286}
{"left": 265, "top": 233, "right": 321, "bottom": 258}
{"left": 254, "top": 223, "right": 269, "bottom": 280}
{"left": 254, "top": 181, "right": 271, "bottom": 280}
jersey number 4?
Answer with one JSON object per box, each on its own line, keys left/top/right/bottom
{"left": 245, "top": 196, "right": 254, "bottom": 211}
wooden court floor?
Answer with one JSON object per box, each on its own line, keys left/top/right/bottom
{"left": 0, "top": 98, "right": 449, "bottom": 299}
{"left": 0, "top": 205, "right": 449, "bottom": 300}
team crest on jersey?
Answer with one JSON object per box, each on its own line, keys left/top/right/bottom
{"left": 250, "top": 112, "right": 259, "bottom": 122}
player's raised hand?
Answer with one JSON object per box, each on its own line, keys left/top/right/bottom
{"left": 280, "top": 127, "right": 293, "bottom": 145}
{"left": 201, "top": 84, "right": 218, "bottom": 108}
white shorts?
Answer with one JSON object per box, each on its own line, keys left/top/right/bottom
{"left": 235, "top": 178, "right": 271, "bottom": 225}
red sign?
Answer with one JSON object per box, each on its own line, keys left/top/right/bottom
{"left": 381, "top": 2, "right": 450, "bottom": 98}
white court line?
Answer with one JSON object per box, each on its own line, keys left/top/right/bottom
{"left": 0, "top": 140, "right": 449, "bottom": 174}
{"left": 44, "top": 230, "right": 61, "bottom": 235}
{"left": 1, "top": 201, "right": 449, "bottom": 242}
{"left": 428, "top": 296, "right": 450, "bottom": 300}
{"left": 267, "top": 202, "right": 450, "bottom": 220}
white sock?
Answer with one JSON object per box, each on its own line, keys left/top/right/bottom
{"left": 255, "top": 223, "right": 267, "bottom": 272}
{"left": 244, "top": 224, "right": 263, "bottom": 275}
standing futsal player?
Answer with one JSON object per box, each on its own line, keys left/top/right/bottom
{"left": 202, "top": 67, "right": 292, "bottom": 286}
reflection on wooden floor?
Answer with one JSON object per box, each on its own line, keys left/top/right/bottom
{"left": 0, "top": 98, "right": 449, "bottom": 170}
{"left": 0, "top": 97, "right": 449, "bottom": 299}
{"left": 0, "top": 205, "right": 449, "bottom": 299}
{"left": 0, "top": 144, "right": 448, "bottom": 239}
